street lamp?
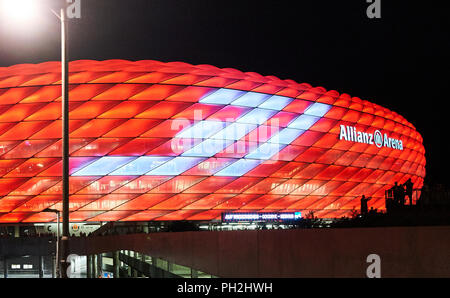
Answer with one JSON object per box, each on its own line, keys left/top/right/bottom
{"left": 42, "top": 208, "right": 60, "bottom": 278}
{"left": 1, "top": 0, "right": 71, "bottom": 278}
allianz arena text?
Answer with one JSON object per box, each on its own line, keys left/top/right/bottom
{"left": 0, "top": 60, "right": 425, "bottom": 222}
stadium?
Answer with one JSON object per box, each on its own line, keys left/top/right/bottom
{"left": 0, "top": 59, "right": 426, "bottom": 223}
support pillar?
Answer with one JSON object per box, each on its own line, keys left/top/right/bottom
{"left": 92, "top": 254, "right": 98, "bottom": 278}
{"left": 86, "top": 255, "right": 92, "bottom": 278}
{"left": 113, "top": 251, "right": 120, "bottom": 278}
{"left": 3, "top": 257, "right": 7, "bottom": 278}
{"left": 97, "top": 253, "right": 102, "bottom": 278}
{"left": 14, "top": 226, "right": 19, "bottom": 238}
{"left": 191, "top": 268, "right": 198, "bottom": 278}
{"left": 38, "top": 255, "right": 43, "bottom": 278}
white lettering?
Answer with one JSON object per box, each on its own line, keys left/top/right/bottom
{"left": 339, "top": 125, "right": 403, "bottom": 150}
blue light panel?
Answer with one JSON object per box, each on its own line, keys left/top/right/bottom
{"left": 235, "top": 108, "right": 278, "bottom": 125}
{"left": 288, "top": 114, "right": 320, "bottom": 130}
{"left": 145, "top": 157, "right": 206, "bottom": 175}
{"left": 72, "top": 156, "right": 137, "bottom": 176}
{"left": 303, "top": 102, "right": 331, "bottom": 117}
{"left": 109, "top": 156, "right": 173, "bottom": 176}
{"left": 182, "top": 139, "right": 234, "bottom": 157}
{"left": 177, "top": 121, "right": 227, "bottom": 139}
{"left": 268, "top": 128, "right": 305, "bottom": 145}
{"left": 245, "top": 143, "right": 287, "bottom": 160}
{"left": 230, "top": 92, "right": 271, "bottom": 107}
{"left": 258, "top": 95, "right": 293, "bottom": 111}
{"left": 215, "top": 159, "right": 263, "bottom": 177}
{"left": 211, "top": 123, "right": 257, "bottom": 140}
{"left": 200, "top": 88, "right": 246, "bottom": 105}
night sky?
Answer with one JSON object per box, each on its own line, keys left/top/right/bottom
{"left": 0, "top": 0, "right": 448, "bottom": 187}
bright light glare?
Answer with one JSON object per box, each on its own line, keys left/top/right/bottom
{"left": 0, "top": 0, "right": 38, "bottom": 24}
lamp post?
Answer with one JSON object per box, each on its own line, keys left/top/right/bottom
{"left": 49, "top": 5, "right": 70, "bottom": 279}
{"left": 42, "top": 208, "right": 60, "bottom": 278}
{"left": 59, "top": 6, "right": 70, "bottom": 280}
{"left": 1, "top": 0, "right": 71, "bottom": 278}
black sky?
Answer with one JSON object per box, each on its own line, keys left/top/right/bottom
{"left": 0, "top": 0, "right": 448, "bottom": 186}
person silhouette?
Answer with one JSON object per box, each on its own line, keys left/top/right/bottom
{"left": 404, "top": 178, "right": 413, "bottom": 205}
{"left": 360, "top": 195, "right": 370, "bottom": 216}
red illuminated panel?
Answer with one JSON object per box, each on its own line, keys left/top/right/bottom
{"left": 80, "top": 194, "right": 138, "bottom": 211}
{"left": 103, "top": 119, "right": 162, "bottom": 137}
{"left": 141, "top": 119, "right": 193, "bottom": 138}
{"left": 9, "top": 177, "right": 60, "bottom": 196}
{"left": 72, "top": 138, "right": 130, "bottom": 156}
{"left": 51, "top": 195, "right": 103, "bottom": 211}
{"left": 70, "top": 119, "right": 126, "bottom": 138}
{"left": 0, "top": 86, "right": 40, "bottom": 104}
{"left": 172, "top": 103, "right": 223, "bottom": 120}
{"left": 153, "top": 210, "right": 203, "bottom": 221}
{"left": 68, "top": 84, "right": 114, "bottom": 101}
{"left": 130, "top": 84, "right": 184, "bottom": 100}
{"left": 14, "top": 195, "right": 61, "bottom": 212}
{"left": 113, "top": 176, "right": 173, "bottom": 194}
{"left": 88, "top": 211, "right": 138, "bottom": 222}
{"left": 213, "top": 194, "right": 260, "bottom": 209}
{"left": 183, "top": 194, "right": 236, "bottom": 210}
{"left": 0, "top": 121, "right": 51, "bottom": 141}
{"left": 241, "top": 195, "right": 284, "bottom": 209}
{"left": 76, "top": 176, "right": 137, "bottom": 195}
{"left": 166, "top": 86, "right": 216, "bottom": 102}
{"left": 115, "top": 193, "right": 174, "bottom": 210}
{"left": 135, "top": 101, "right": 191, "bottom": 119}
{"left": 120, "top": 210, "right": 172, "bottom": 221}
{"left": 108, "top": 138, "right": 167, "bottom": 156}
{"left": 69, "top": 101, "right": 120, "bottom": 119}
{"left": 5, "top": 158, "right": 59, "bottom": 177}
{"left": 183, "top": 177, "right": 236, "bottom": 194}
{"left": 98, "top": 101, "right": 157, "bottom": 118}
{"left": 148, "top": 176, "right": 206, "bottom": 194}
{"left": 0, "top": 212, "right": 31, "bottom": 223}
{"left": 42, "top": 177, "right": 101, "bottom": 195}
{"left": 2, "top": 139, "right": 56, "bottom": 159}
{"left": 92, "top": 84, "right": 148, "bottom": 101}
{"left": 36, "top": 157, "right": 98, "bottom": 176}
{"left": 186, "top": 210, "right": 223, "bottom": 221}
{"left": 0, "top": 196, "right": 31, "bottom": 212}
{"left": 150, "top": 194, "right": 206, "bottom": 210}
{"left": 35, "top": 138, "right": 93, "bottom": 157}
{"left": 0, "top": 103, "right": 46, "bottom": 122}
{"left": 30, "top": 120, "right": 88, "bottom": 139}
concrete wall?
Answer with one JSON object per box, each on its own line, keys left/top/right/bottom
{"left": 68, "top": 225, "right": 450, "bottom": 278}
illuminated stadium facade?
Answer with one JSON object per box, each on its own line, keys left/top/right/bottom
{"left": 0, "top": 60, "right": 426, "bottom": 223}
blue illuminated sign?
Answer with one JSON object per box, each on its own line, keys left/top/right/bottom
{"left": 221, "top": 212, "right": 302, "bottom": 222}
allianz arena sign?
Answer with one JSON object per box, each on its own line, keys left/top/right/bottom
{"left": 339, "top": 125, "right": 404, "bottom": 151}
